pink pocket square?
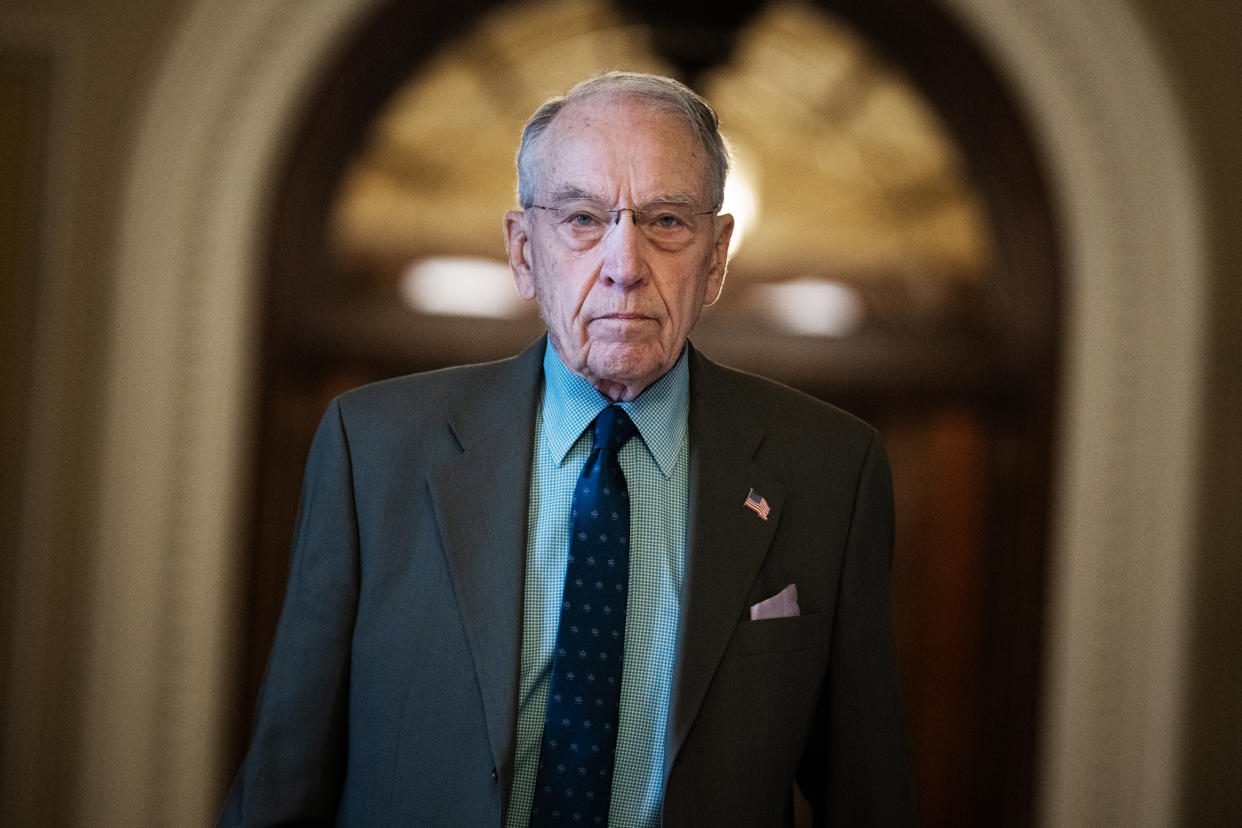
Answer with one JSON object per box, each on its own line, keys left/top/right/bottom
{"left": 749, "top": 583, "right": 800, "bottom": 620}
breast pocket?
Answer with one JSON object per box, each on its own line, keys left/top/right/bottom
{"left": 729, "top": 612, "right": 830, "bottom": 656}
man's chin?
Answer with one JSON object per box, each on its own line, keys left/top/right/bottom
{"left": 585, "top": 344, "right": 670, "bottom": 397}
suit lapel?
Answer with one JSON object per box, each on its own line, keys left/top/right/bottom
{"left": 425, "top": 341, "right": 786, "bottom": 793}
{"left": 427, "top": 339, "right": 544, "bottom": 801}
{"left": 664, "top": 348, "right": 785, "bottom": 777}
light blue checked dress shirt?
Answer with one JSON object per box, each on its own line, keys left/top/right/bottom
{"left": 506, "top": 342, "right": 689, "bottom": 828}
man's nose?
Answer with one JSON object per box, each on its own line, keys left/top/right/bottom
{"left": 598, "top": 209, "right": 647, "bottom": 287}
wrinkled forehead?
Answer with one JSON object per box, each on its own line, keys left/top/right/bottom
{"left": 534, "top": 94, "right": 711, "bottom": 203}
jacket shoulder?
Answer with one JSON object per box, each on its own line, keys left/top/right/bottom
{"left": 332, "top": 340, "right": 544, "bottom": 426}
{"left": 695, "top": 354, "right": 878, "bottom": 448}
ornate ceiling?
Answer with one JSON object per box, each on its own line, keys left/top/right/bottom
{"left": 330, "top": 0, "right": 992, "bottom": 331}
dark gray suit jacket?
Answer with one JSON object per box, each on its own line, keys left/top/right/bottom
{"left": 219, "top": 339, "right": 915, "bottom": 826}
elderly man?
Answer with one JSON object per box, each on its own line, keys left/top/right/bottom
{"left": 220, "top": 72, "right": 914, "bottom": 827}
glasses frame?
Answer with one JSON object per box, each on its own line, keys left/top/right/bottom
{"left": 527, "top": 203, "right": 720, "bottom": 226}
{"left": 525, "top": 201, "right": 721, "bottom": 252}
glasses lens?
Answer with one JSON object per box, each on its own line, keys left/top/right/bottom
{"left": 539, "top": 201, "right": 709, "bottom": 247}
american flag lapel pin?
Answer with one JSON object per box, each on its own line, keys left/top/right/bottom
{"left": 744, "top": 488, "right": 771, "bottom": 520}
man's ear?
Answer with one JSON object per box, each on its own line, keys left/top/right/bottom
{"left": 703, "top": 213, "right": 734, "bottom": 306}
{"left": 504, "top": 210, "right": 536, "bottom": 300}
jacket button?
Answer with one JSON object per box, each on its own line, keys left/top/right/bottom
{"left": 491, "top": 768, "right": 498, "bottom": 781}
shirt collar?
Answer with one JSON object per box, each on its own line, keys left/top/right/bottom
{"left": 540, "top": 340, "right": 689, "bottom": 479}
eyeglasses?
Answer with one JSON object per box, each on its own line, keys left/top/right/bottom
{"left": 528, "top": 200, "right": 719, "bottom": 250}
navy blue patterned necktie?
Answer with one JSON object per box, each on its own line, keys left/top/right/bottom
{"left": 529, "top": 405, "right": 638, "bottom": 827}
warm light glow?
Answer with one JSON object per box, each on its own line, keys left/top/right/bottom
{"left": 753, "top": 278, "right": 865, "bottom": 337}
{"left": 399, "top": 256, "right": 527, "bottom": 318}
{"left": 721, "top": 148, "right": 759, "bottom": 258}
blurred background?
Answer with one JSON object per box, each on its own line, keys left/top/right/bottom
{"left": 1, "top": 0, "right": 1238, "bottom": 825}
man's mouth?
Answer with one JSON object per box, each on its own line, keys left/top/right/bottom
{"left": 595, "top": 313, "right": 651, "bottom": 321}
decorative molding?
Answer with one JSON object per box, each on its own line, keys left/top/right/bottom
{"left": 87, "top": 0, "right": 384, "bottom": 824}
{"left": 942, "top": 1, "right": 1205, "bottom": 825}
{"left": 91, "top": 0, "right": 1205, "bottom": 825}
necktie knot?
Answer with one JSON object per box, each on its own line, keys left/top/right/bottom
{"left": 593, "top": 406, "right": 637, "bottom": 455}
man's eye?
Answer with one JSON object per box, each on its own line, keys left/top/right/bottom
{"left": 568, "top": 212, "right": 599, "bottom": 227}
{"left": 652, "top": 213, "right": 685, "bottom": 229}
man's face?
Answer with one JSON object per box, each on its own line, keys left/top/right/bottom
{"left": 505, "top": 95, "right": 734, "bottom": 401}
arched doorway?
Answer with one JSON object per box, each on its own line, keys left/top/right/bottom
{"left": 243, "top": 2, "right": 1058, "bottom": 824}
{"left": 88, "top": 0, "right": 1205, "bottom": 822}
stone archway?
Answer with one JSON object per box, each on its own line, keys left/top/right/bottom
{"left": 88, "top": 0, "right": 1203, "bottom": 824}
{"left": 940, "top": 3, "right": 1204, "bottom": 825}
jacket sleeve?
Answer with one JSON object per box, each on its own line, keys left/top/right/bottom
{"left": 217, "top": 399, "right": 360, "bottom": 826}
{"left": 798, "top": 432, "right": 917, "bottom": 826}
